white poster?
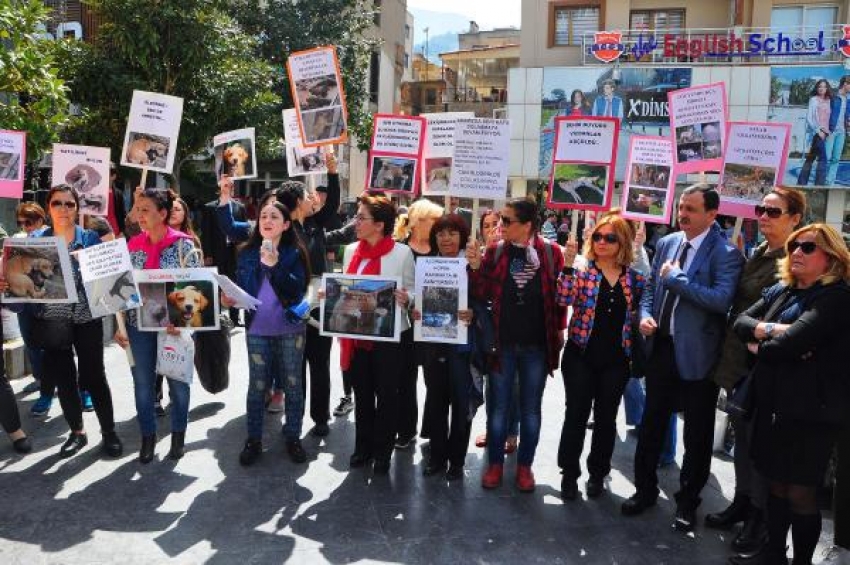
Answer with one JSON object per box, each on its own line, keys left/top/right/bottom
{"left": 621, "top": 135, "right": 675, "bottom": 225}
{"left": 420, "top": 112, "right": 474, "bottom": 195}
{"left": 134, "top": 268, "right": 220, "bottom": 331}
{"left": 283, "top": 108, "right": 328, "bottom": 177}
{"left": 414, "top": 257, "right": 468, "bottom": 344}
{"left": 78, "top": 238, "right": 141, "bottom": 318}
{"left": 668, "top": 82, "right": 727, "bottom": 174}
{"left": 366, "top": 114, "right": 426, "bottom": 194}
{"left": 213, "top": 127, "right": 258, "bottom": 181}
{"left": 120, "top": 90, "right": 184, "bottom": 174}
{"left": 286, "top": 46, "right": 348, "bottom": 147}
{"left": 52, "top": 144, "right": 111, "bottom": 216}
{"left": 2, "top": 237, "right": 78, "bottom": 304}
{"left": 319, "top": 274, "right": 402, "bottom": 342}
{"left": 449, "top": 118, "right": 511, "bottom": 200}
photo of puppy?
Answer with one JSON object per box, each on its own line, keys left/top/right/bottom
{"left": 223, "top": 143, "right": 250, "bottom": 177}
{"left": 138, "top": 283, "right": 169, "bottom": 328}
{"left": 424, "top": 158, "right": 452, "bottom": 192}
{"left": 370, "top": 156, "right": 415, "bottom": 191}
{"left": 86, "top": 271, "right": 140, "bottom": 318}
{"left": 125, "top": 133, "right": 169, "bottom": 168}
{"left": 5, "top": 253, "right": 54, "bottom": 298}
{"left": 302, "top": 108, "right": 345, "bottom": 144}
{"left": 0, "top": 151, "right": 21, "bottom": 181}
{"left": 168, "top": 285, "right": 210, "bottom": 328}
{"left": 214, "top": 134, "right": 256, "bottom": 180}
{"left": 65, "top": 164, "right": 102, "bottom": 193}
{"left": 295, "top": 75, "right": 341, "bottom": 110}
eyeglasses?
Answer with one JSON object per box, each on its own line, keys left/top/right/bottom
{"left": 592, "top": 232, "right": 619, "bottom": 244}
{"left": 50, "top": 200, "right": 77, "bottom": 209}
{"left": 755, "top": 205, "right": 787, "bottom": 219}
{"left": 500, "top": 217, "right": 520, "bottom": 226}
{"left": 16, "top": 218, "right": 35, "bottom": 228}
{"left": 788, "top": 240, "right": 819, "bottom": 255}
{"left": 354, "top": 215, "right": 374, "bottom": 223}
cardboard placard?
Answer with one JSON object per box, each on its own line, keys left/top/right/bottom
{"left": 621, "top": 135, "right": 676, "bottom": 225}
{"left": 283, "top": 108, "right": 328, "bottom": 177}
{"left": 420, "top": 112, "right": 474, "bottom": 195}
{"left": 134, "top": 268, "right": 220, "bottom": 332}
{"left": 2, "top": 237, "right": 78, "bottom": 304}
{"left": 449, "top": 118, "right": 511, "bottom": 200}
{"left": 213, "top": 128, "right": 258, "bottom": 181}
{"left": 668, "top": 82, "right": 727, "bottom": 174}
{"left": 120, "top": 90, "right": 184, "bottom": 174}
{"left": 286, "top": 46, "right": 348, "bottom": 147}
{"left": 0, "top": 130, "right": 26, "bottom": 199}
{"left": 366, "top": 114, "right": 426, "bottom": 194}
{"left": 319, "top": 274, "right": 402, "bottom": 342}
{"left": 413, "top": 257, "right": 468, "bottom": 345}
{"left": 78, "top": 238, "right": 141, "bottom": 318}
{"left": 52, "top": 143, "right": 111, "bottom": 216}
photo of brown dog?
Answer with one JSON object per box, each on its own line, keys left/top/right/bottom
{"left": 125, "top": 133, "right": 170, "bottom": 168}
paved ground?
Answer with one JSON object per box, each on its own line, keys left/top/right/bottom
{"left": 0, "top": 330, "right": 836, "bottom": 564}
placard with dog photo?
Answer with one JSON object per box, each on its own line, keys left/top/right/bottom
{"left": 450, "top": 118, "right": 511, "bottom": 200}
{"left": 547, "top": 116, "right": 619, "bottom": 212}
{"left": 283, "top": 108, "right": 328, "bottom": 177}
{"left": 2, "top": 237, "right": 78, "bottom": 304}
{"left": 52, "top": 143, "right": 111, "bottom": 216}
{"left": 414, "top": 257, "right": 468, "bottom": 344}
{"left": 621, "top": 135, "right": 675, "bottom": 225}
{"left": 287, "top": 46, "right": 349, "bottom": 147}
{"left": 134, "top": 268, "right": 219, "bottom": 332}
{"left": 668, "top": 82, "right": 727, "bottom": 175}
{"left": 213, "top": 127, "right": 258, "bottom": 181}
{"left": 366, "top": 114, "right": 426, "bottom": 194}
{"left": 420, "top": 112, "right": 473, "bottom": 195}
{"left": 120, "top": 90, "right": 184, "bottom": 174}
{"left": 0, "top": 130, "right": 26, "bottom": 199}
{"left": 319, "top": 274, "right": 402, "bottom": 342}
{"left": 78, "top": 238, "right": 141, "bottom": 318}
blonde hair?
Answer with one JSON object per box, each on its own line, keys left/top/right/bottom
{"left": 778, "top": 223, "right": 850, "bottom": 286}
{"left": 393, "top": 198, "right": 444, "bottom": 241}
{"left": 583, "top": 208, "right": 636, "bottom": 267}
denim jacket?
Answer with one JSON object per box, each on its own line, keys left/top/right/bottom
{"left": 235, "top": 243, "right": 306, "bottom": 328}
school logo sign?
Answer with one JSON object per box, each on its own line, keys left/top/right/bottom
{"left": 591, "top": 31, "right": 625, "bottom": 63}
{"left": 839, "top": 25, "right": 850, "bottom": 58}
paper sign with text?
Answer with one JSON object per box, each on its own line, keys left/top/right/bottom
{"left": 78, "top": 238, "right": 141, "bottom": 318}
{"left": 621, "top": 135, "right": 675, "bottom": 224}
{"left": 120, "top": 90, "right": 184, "bottom": 174}
{"left": 213, "top": 128, "right": 258, "bottom": 181}
{"left": 366, "top": 114, "right": 426, "bottom": 194}
{"left": 414, "top": 257, "right": 468, "bottom": 345}
{"left": 52, "top": 144, "right": 111, "bottom": 216}
{"left": 283, "top": 108, "right": 328, "bottom": 177}
{"left": 420, "top": 112, "right": 474, "bottom": 195}
{"left": 0, "top": 130, "right": 26, "bottom": 199}
{"left": 286, "top": 46, "right": 348, "bottom": 147}
{"left": 449, "top": 118, "right": 511, "bottom": 200}
{"left": 668, "top": 82, "right": 727, "bottom": 174}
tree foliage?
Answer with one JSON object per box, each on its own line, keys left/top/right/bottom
{"left": 0, "top": 0, "right": 72, "bottom": 164}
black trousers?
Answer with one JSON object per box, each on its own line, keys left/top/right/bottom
{"left": 558, "top": 344, "right": 629, "bottom": 481}
{"left": 633, "top": 336, "right": 718, "bottom": 509}
{"left": 0, "top": 372, "right": 22, "bottom": 434}
{"left": 834, "top": 420, "right": 850, "bottom": 548}
{"left": 47, "top": 319, "right": 115, "bottom": 434}
{"left": 301, "top": 323, "right": 332, "bottom": 425}
{"left": 422, "top": 349, "right": 473, "bottom": 467}
{"left": 396, "top": 331, "right": 418, "bottom": 440}
{"left": 351, "top": 341, "right": 404, "bottom": 462}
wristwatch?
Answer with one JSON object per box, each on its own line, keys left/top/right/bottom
{"left": 764, "top": 323, "right": 776, "bottom": 338}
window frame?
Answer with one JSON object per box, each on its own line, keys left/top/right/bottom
{"left": 770, "top": 4, "right": 839, "bottom": 31}
{"left": 548, "top": 0, "right": 604, "bottom": 48}
{"left": 629, "top": 8, "right": 686, "bottom": 32}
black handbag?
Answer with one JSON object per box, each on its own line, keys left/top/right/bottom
{"left": 193, "top": 315, "right": 232, "bottom": 394}
{"left": 28, "top": 317, "right": 74, "bottom": 350}
{"left": 726, "top": 370, "right": 755, "bottom": 419}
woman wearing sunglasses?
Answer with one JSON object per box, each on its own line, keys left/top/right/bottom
{"left": 707, "top": 187, "right": 806, "bottom": 562}
{"left": 732, "top": 223, "right": 850, "bottom": 565}
{"left": 555, "top": 210, "right": 645, "bottom": 500}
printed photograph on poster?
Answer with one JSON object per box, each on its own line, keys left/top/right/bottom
{"left": 366, "top": 114, "right": 426, "bottom": 194}
{"left": 449, "top": 118, "right": 511, "bottom": 200}
{"left": 414, "top": 257, "right": 468, "bottom": 344}
{"left": 2, "top": 237, "right": 78, "bottom": 304}
{"left": 420, "top": 112, "right": 474, "bottom": 195}
{"left": 369, "top": 157, "right": 416, "bottom": 191}
{"left": 52, "top": 144, "right": 111, "bottom": 216}
{"left": 213, "top": 128, "right": 257, "bottom": 180}
{"left": 134, "top": 269, "right": 219, "bottom": 331}
{"left": 0, "top": 130, "right": 26, "bottom": 198}
{"left": 547, "top": 116, "right": 618, "bottom": 211}
{"left": 768, "top": 66, "right": 849, "bottom": 187}
{"left": 286, "top": 46, "right": 348, "bottom": 147}
{"left": 424, "top": 158, "right": 452, "bottom": 193}
{"left": 668, "top": 82, "right": 727, "bottom": 173}
{"left": 120, "top": 90, "right": 184, "bottom": 174}
{"left": 719, "top": 122, "right": 790, "bottom": 217}
{"left": 283, "top": 108, "right": 327, "bottom": 177}
{"left": 78, "top": 238, "right": 141, "bottom": 318}
{"left": 319, "top": 274, "right": 401, "bottom": 342}
{"left": 540, "top": 68, "right": 692, "bottom": 179}
{"left": 621, "top": 135, "right": 675, "bottom": 224}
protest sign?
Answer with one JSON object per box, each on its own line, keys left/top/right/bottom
{"left": 366, "top": 114, "right": 426, "bottom": 194}
{"left": 2, "top": 237, "right": 78, "bottom": 304}
{"left": 0, "top": 130, "right": 26, "bottom": 199}
{"left": 283, "top": 108, "right": 328, "bottom": 177}
{"left": 320, "top": 274, "right": 402, "bottom": 342}
{"left": 134, "top": 268, "right": 220, "bottom": 331}
{"left": 420, "top": 112, "right": 474, "bottom": 195}
{"left": 213, "top": 128, "right": 258, "bottom": 181}
{"left": 78, "top": 238, "right": 141, "bottom": 318}
{"left": 52, "top": 144, "right": 111, "bottom": 216}
{"left": 621, "top": 135, "right": 675, "bottom": 224}
{"left": 449, "top": 118, "right": 511, "bottom": 200}
{"left": 414, "top": 257, "right": 468, "bottom": 344}
{"left": 120, "top": 90, "right": 184, "bottom": 174}
{"left": 287, "top": 46, "right": 348, "bottom": 147}
{"left": 718, "top": 122, "right": 791, "bottom": 218}
{"left": 547, "top": 116, "right": 619, "bottom": 212}
{"left": 668, "top": 82, "right": 727, "bottom": 174}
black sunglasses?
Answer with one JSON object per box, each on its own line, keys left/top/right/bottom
{"left": 50, "top": 200, "right": 77, "bottom": 209}
{"left": 500, "top": 217, "right": 521, "bottom": 226}
{"left": 755, "top": 205, "right": 786, "bottom": 219}
{"left": 591, "top": 232, "right": 619, "bottom": 244}
{"left": 788, "top": 240, "right": 819, "bottom": 255}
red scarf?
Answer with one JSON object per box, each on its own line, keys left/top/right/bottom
{"left": 340, "top": 236, "right": 395, "bottom": 370}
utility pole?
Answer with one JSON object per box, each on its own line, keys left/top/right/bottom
{"left": 423, "top": 27, "right": 429, "bottom": 81}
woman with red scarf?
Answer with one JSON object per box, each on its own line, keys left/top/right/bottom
{"left": 339, "top": 193, "right": 415, "bottom": 475}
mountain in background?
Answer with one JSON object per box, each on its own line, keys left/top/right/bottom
{"left": 409, "top": 8, "right": 470, "bottom": 61}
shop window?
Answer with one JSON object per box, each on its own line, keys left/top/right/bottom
{"left": 770, "top": 5, "right": 838, "bottom": 33}
{"left": 552, "top": 5, "right": 600, "bottom": 46}
{"left": 630, "top": 9, "right": 685, "bottom": 32}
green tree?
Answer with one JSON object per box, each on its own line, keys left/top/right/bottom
{"left": 0, "top": 0, "right": 71, "bottom": 166}
{"left": 56, "top": 0, "right": 279, "bottom": 187}
{"left": 227, "top": 0, "right": 379, "bottom": 151}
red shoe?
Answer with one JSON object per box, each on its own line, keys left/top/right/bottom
{"left": 516, "top": 465, "right": 536, "bottom": 492}
{"left": 481, "top": 464, "right": 503, "bottom": 489}
{"left": 475, "top": 433, "right": 487, "bottom": 448}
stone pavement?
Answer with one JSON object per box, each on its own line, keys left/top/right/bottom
{"left": 0, "top": 330, "right": 836, "bottom": 564}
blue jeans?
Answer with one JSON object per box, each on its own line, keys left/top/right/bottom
{"left": 246, "top": 333, "right": 305, "bottom": 441}
{"left": 826, "top": 131, "right": 846, "bottom": 185}
{"left": 487, "top": 345, "right": 547, "bottom": 466}
{"left": 127, "top": 325, "right": 190, "bottom": 436}
{"left": 485, "top": 372, "right": 520, "bottom": 437}
{"left": 623, "top": 377, "right": 677, "bottom": 464}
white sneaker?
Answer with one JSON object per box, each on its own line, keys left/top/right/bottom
{"left": 333, "top": 396, "right": 354, "bottom": 417}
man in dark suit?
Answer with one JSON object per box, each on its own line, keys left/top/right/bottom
{"left": 622, "top": 184, "right": 744, "bottom": 532}
{"left": 201, "top": 175, "right": 247, "bottom": 321}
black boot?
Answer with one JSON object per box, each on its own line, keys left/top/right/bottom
{"left": 728, "top": 545, "right": 788, "bottom": 565}
{"left": 168, "top": 432, "right": 185, "bottom": 460}
{"left": 733, "top": 508, "right": 768, "bottom": 554}
{"left": 706, "top": 495, "right": 752, "bottom": 529}
{"left": 790, "top": 512, "right": 822, "bottom": 565}
{"left": 139, "top": 434, "right": 156, "bottom": 464}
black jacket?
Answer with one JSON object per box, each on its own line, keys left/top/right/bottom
{"left": 296, "top": 174, "right": 341, "bottom": 277}
{"left": 201, "top": 198, "right": 247, "bottom": 264}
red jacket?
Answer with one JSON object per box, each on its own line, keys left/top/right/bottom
{"left": 469, "top": 235, "right": 567, "bottom": 374}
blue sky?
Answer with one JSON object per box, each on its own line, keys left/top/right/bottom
{"left": 406, "top": 0, "right": 521, "bottom": 30}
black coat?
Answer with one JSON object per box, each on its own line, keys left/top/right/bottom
{"left": 201, "top": 198, "right": 247, "bottom": 268}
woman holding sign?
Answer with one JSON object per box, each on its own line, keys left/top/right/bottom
{"left": 466, "top": 197, "right": 566, "bottom": 491}
{"left": 555, "top": 210, "right": 646, "bottom": 500}
{"left": 115, "top": 188, "right": 200, "bottom": 464}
